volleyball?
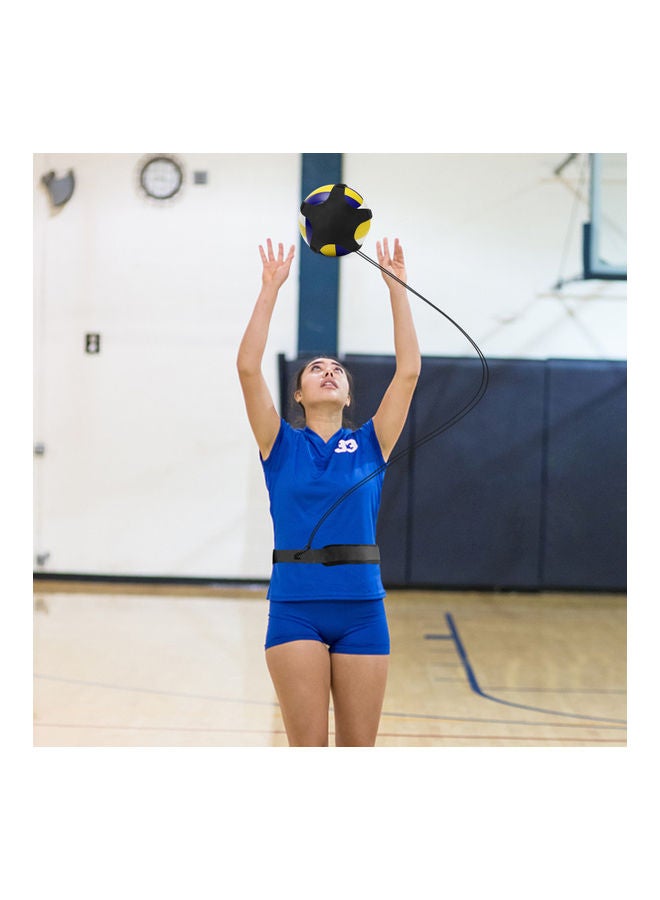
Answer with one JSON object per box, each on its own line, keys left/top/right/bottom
{"left": 299, "top": 183, "right": 372, "bottom": 256}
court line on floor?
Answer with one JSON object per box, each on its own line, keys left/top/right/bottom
{"left": 376, "top": 733, "right": 625, "bottom": 743}
{"left": 32, "top": 722, "right": 626, "bottom": 744}
{"left": 442, "top": 613, "right": 626, "bottom": 725}
{"left": 33, "top": 722, "right": 286, "bottom": 735}
{"left": 379, "top": 709, "right": 624, "bottom": 730}
{"left": 484, "top": 686, "right": 626, "bottom": 695}
{"left": 34, "top": 672, "right": 625, "bottom": 731}
{"left": 33, "top": 673, "right": 280, "bottom": 708}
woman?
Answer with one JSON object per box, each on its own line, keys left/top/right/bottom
{"left": 237, "top": 237, "right": 420, "bottom": 746}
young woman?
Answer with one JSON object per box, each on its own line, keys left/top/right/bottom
{"left": 237, "top": 237, "right": 420, "bottom": 746}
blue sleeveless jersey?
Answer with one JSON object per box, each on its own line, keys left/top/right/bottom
{"left": 261, "top": 418, "right": 387, "bottom": 601}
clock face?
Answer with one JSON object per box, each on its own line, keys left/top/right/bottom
{"left": 140, "top": 156, "right": 183, "bottom": 200}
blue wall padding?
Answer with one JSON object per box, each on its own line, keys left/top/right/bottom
{"left": 278, "top": 354, "right": 626, "bottom": 591}
{"left": 541, "top": 359, "right": 627, "bottom": 589}
{"left": 407, "top": 358, "right": 546, "bottom": 589}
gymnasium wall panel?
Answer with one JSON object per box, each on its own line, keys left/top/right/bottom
{"left": 407, "top": 358, "right": 546, "bottom": 588}
{"left": 541, "top": 359, "right": 627, "bottom": 589}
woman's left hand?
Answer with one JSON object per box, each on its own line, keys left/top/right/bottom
{"left": 376, "top": 237, "right": 406, "bottom": 287}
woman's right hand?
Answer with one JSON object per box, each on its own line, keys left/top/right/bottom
{"left": 259, "top": 238, "right": 295, "bottom": 289}
{"left": 376, "top": 237, "right": 406, "bottom": 287}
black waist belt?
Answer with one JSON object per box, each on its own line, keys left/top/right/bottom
{"left": 272, "top": 544, "right": 380, "bottom": 566}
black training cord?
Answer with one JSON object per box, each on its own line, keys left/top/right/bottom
{"left": 296, "top": 250, "right": 490, "bottom": 556}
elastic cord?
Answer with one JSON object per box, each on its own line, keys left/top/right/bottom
{"left": 300, "top": 250, "right": 490, "bottom": 552}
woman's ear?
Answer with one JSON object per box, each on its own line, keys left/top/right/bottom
{"left": 294, "top": 390, "right": 302, "bottom": 404}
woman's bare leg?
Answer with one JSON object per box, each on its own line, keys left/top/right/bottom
{"left": 330, "top": 654, "right": 389, "bottom": 747}
{"left": 266, "top": 640, "right": 332, "bottom": 746}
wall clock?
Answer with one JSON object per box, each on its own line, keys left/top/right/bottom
{"left": 139, "top": 155, "right": 183, "bottom": 200}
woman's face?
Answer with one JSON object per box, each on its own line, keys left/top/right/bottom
{"left": 295, "top": 358, "right": 351, "bottom": 411}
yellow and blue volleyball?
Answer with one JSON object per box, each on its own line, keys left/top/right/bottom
{"left": 299, "top": 183, "right": 372, "bottom": 256}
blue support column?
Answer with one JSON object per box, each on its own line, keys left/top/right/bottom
{"left": 298, "top": 153, "right": 342, "bottom": 356}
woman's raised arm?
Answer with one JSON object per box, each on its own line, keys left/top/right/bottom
{"left": 237, "top": 239, "right": 295, "bottom": 459}
{"left": 372, "top": 238, "right": 421, "bottom": 461}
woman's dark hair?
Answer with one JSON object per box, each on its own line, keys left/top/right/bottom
{"left": 290, "top": 357, "right": 355, "bottom": 430}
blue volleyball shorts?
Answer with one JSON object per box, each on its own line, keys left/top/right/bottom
{"left": 265, "top": 599, "right": 390, "bottom": 655}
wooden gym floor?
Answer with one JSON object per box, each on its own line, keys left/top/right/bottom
{"left": 33, "top": 580, "right": 626, "bottom": 747}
